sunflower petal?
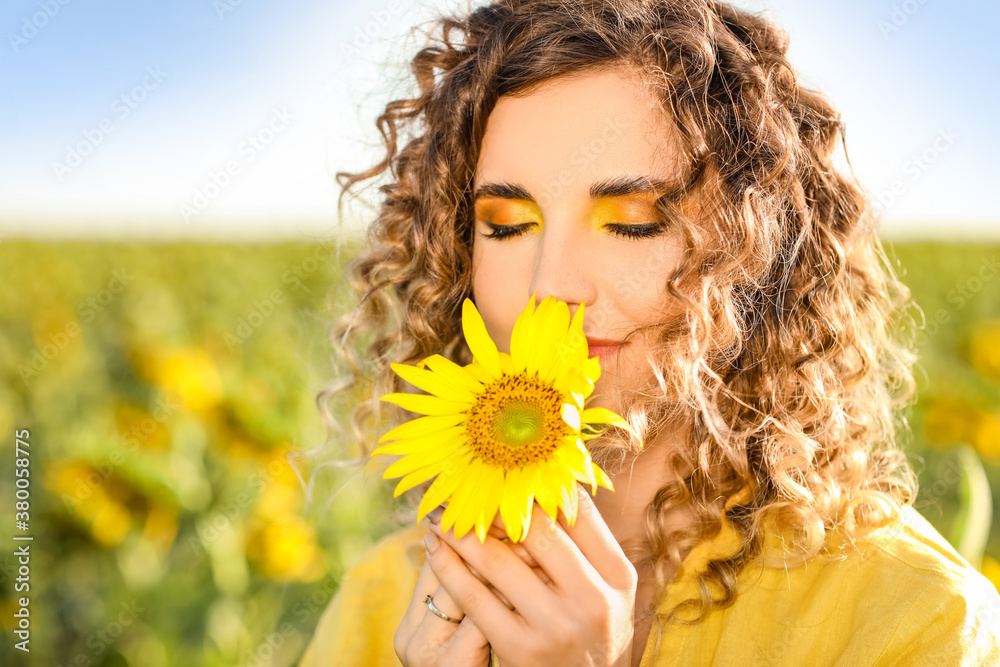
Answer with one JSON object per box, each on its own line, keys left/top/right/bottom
{"left": 416, "top": 449, "right": 473, "bottom": 520}
{"left": 391, "top": 465, "right": 443, "bottom": 498}
{"left": 372, "top": 425, "right": 466, "bottom": 457}
{"left": 498, "top": 351, "right": 515, "bottom": 375}
{"left": 499, "top": 467, "right": 533, "bottom": 542}
{"left": 390, "top": 362, "right": 477, "bottom": 404}
{"left": 382, "top": 436, "right": 465, "bottom": 478}
{"left": 512, "top": 292, "right": 539, "bottom": 374}
{"left": 581, "top": 407, "right": 642, "bottom": 444}
{"left": 561, "top": 441, "right": 597, "bottom": 494}
{"left": 561, "top": 403, "right": 582, "bottom": 431}
{"left": 419, "top": 354, "right": 484, "bottom": 394}
{"left": 534, "top": 298, "right": 570, "bottom": 382}
{"left": 531, "top": 463, "right": 559, "bottom": 520}
{"left": 377, "top": 413, "right": 467, "bottom": 445}
{"left": 593, "top": 463, "right": 614, "bottom": 492}
{"left": 462, "top": 299, "right": 501, "bottom": 378}
{"left": 558, "top": 476, "right": 580, "bottom": 527}
{"left": 474, "top": 466, "right": 504, "bottom": 543}
{"left": 442, "top": 460, "right": 485, "bottom": 537}
{"left": 381, "top": 392, "right": 470, "bottom": 416}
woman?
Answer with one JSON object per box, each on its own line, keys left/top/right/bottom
{"left": 300, "top": 1, "right": 1000, "bottom": 665}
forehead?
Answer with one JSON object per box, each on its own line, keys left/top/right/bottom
{"left": 474, "top": 67, "right": 683, "bottom": 191}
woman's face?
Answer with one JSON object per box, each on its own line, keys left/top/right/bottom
{"left": 471, "top": 67, "right": 687, "bottom": 411}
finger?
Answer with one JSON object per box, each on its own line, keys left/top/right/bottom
{"left": 429, "top": 521, "right": 555, "bottom": 626}
{"left": 516, "top": 499, "right": 608, "bottom": 595}
{"left": 429, "top": 505, "right": 540, "bottom": 569}
{"left": 396, "top": 560, "right": 459, "bottom": 662}
{"left": 397, "top": 558, "right": 445, "bottom": 642}
{"left": 424, "top": 527, "right": 525, "bottom": 640}
{"left": 425, "top": 583, "right": 464, "bottom": 624}
{"left": 557, "top": 483, "right": 636, "bottom": 590}
{"left": 438, "top": 615, "right": 493, "bottom": 666}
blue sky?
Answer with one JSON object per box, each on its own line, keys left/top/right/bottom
{"left": 1, "top": 0, "right": 997, "bottom": 239}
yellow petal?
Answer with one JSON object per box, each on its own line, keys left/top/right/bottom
{"left": 569, "top": 301, "right": 587, "bottom": 342}
{"left": 531, "top": 463, "right": 559, "bottom": 520}
{"left": 534, "top": 298, "right": 570, "bottom": 382}
{"left": 498, "top": 351, "right": 515, "bottom": 375}
{"left": 420, "top": 355, "right": 484, "bottom": 394}
{"left": 417, "top": 450, "right": 473, "bottom": 520}
{"left": 582, "top": 356, "right": 602, "bottom": 382}
{"left": 474, "top": 465, "right": 504, "bottom": 543}
{"left": 377, "top": 413, "right": 467, "bottom": 444}
{"left": 390, "top": 362, "right": 477, "bottom": 404}
{"left": 560, "top": 441, "right": 597, "bottom": 494}
{"left": 391, "top": 464, "right": 443, "bottom": 498}
{"left": 381, "top": 392, "right": 470, "bottom": 416}
{"left": 465, "top": 362, "right": 494, "bottom": 385}
{"left": 383, "top": 436, "right": 465, "bottom": 478}
{"left": 593, "top": 463, "right": 614, "bottom": 492}
{"left": 558, "top": 475, "right": 580, "bottom": 527}
{"left": 510, "top": 292, "right": 539, "bottom": 374}
{"left": 462, "top": 299, "right": 501, "bottom": 378}
{"left": 581, "top": 407, "right": 642, "bottom": 444}
{"left": 499, "top": 467, "right": 534, "bottom": 542}
{"left": 441, "top": 460, "right": 485, "bottom": 536}
{"left": 372, "top": 425, "right": 466, "bottom": 457}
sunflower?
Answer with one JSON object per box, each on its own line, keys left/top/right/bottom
{"left": 373, "top": 293, "right": 642, "bottom": 543}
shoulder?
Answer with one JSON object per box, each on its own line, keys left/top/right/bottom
{"left": 862, "top": 505, "right": 1000, "bottom": 664}
{"left": 298, "top": 522, "right": 429, "bottom": 667}
{"left": 736, "top": 504, "right": 1000, "bottom": 665}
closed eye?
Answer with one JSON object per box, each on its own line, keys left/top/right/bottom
{"left": 604, "top": 222, "right": 666, "bottom": 240}
{"left": 479, "top": 221, "right": 667, "bottom": 241}
{"left": 480, "top": 222, "right": 534, "bottom": 240}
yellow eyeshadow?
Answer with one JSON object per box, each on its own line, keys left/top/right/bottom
{"left": 474, "top": 199, "right": 542, "bottom": 226}
{"left": 590, "top": 196, "right": 660, "bottom": 228}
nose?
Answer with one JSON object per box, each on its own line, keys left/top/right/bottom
{"left": 527, "top": 222, "right": 597, "bottom": 317}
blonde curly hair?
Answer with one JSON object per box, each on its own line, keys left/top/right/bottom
{"left": 318, "top": 0, "right": 920, "bottom": 633}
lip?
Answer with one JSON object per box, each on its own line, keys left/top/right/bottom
{"left": 585, "top": 336, "right": 624, "bottom": 359}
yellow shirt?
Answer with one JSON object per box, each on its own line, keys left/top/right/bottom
{"left": 299, "top": 498, "right": 1000, "bottom": 666}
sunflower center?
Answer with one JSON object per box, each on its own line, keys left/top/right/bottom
{"left": 494, "top": 401, "right": 544, "bottom": 448}
{"left": 465, "top": 371, "right": 569, "bottom": 470}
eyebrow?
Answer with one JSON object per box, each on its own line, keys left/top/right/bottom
{"left": 472, "top": 175, "right": 675, "bottom": 203}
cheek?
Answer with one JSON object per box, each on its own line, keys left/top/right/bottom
{"left": 606, "top": 243, "right": 678, "bottom": 324}
{"left": 471, "top": 245, "right": 530, "bottom": 353}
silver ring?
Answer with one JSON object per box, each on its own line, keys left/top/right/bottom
{"left": 423, "top": 594, "right": 461, "bottom": 623}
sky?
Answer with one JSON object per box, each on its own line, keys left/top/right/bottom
{"left": 0, "top": 0, "right": 997, "bottom": 240}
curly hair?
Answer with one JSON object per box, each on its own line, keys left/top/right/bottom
{"left": 318, "top": 0, "right": 920, "bottom": 636}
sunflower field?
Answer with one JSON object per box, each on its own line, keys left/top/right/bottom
{"left": 0, "top": 238, "right": 998, "bottom": 666}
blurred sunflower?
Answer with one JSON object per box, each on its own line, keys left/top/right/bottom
{"left": 374, "top": 294, "right": 641, "bottom": 543}
{"left": 970, "top": 320, "right": 1000, "bottom": 382}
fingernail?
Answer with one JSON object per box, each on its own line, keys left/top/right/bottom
{"left": 424, "top": 532, "right": 440, "bottom": 554}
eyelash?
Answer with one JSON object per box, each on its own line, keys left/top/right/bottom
{"left": 481, "top": 222, "right": 666, "bottom": 241}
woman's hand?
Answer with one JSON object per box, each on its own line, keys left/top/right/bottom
{"left": 394, "top": 511, "right": 551, "bottom": 666}
{"left": 424, "top": 484, "right": 638, "bottom": 667}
